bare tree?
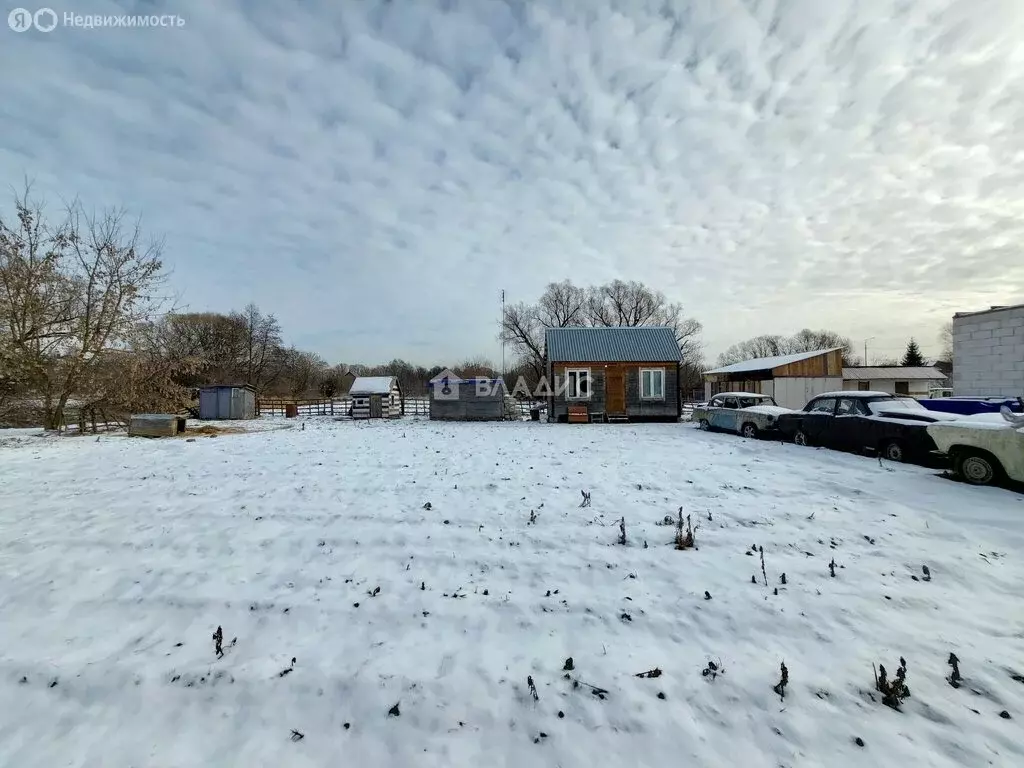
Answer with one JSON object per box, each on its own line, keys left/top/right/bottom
{"left": 717, "top": 335, "right": 789, "bottom": 366}
{"left": 787, "top": 329, "right": 856, "bottom": 364}
{"left": 279, "top": 348, "right": 326, "bottom": 397}
{"left": 453, "top": 357, "right": 498, "bottom": 378}
{"left": 0, "top": 186, "right": 167, "bottom": 429}
{"left": 161, "top": 311, "right": 248, "bottom": 386}
{"left": 718, "top": 329, "right": 856, "bottom": 367}
{"left": 939, "top": 321, "right": 953, "bottom": 363}
{"left": 234, "top": 303, "right": 283, "bottom": 394}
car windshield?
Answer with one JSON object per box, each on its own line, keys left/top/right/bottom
{"left": 739, "top": 396, "right": 776, "bottom": 407}
{"left": 866, "top": 398, "right": 924, "bottom": 415}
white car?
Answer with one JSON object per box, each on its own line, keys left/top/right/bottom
{"left": 691, "top": 392, "right": 792, "bottom": 439}
{"left": 926, "top": 407, "right": 1024, "bottom": 486}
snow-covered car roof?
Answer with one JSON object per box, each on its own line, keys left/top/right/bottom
{"left": 711, "top": 392, "right": 775, "bottom": 399}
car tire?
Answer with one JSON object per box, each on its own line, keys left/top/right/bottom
{"left": 698, "top": 419, "right": 710, "bottom": 431}
{"left": 881, "top": 440, "right": 905, "bottom": 463}
{"left": 741, "top": 422, "right": 758, "bottom": 439}
{"left": 793, "top": 429, "right": 811, "bottom": 447}
{"left": 954, "top": 450, "right": 1000, "bottom": 486}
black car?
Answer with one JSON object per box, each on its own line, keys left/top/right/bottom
{"left": 775, "top": 392, "right": 961, "bottom": 464}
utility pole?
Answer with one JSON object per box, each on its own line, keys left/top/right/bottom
{"left": 501, "top": 289, "right": 506, "bottom": 379}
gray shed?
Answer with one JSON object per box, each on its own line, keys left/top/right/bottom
{"left": 429, "top": 376, "right": 508, "bottom": 421}
{"left": 198, "top": 384, "right": 256, "bottom": 420}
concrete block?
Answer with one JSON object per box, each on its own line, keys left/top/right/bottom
{"left": 971, "top": 330, "right": 993, "bottom": 340}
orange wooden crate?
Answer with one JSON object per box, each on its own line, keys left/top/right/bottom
{"left": 568, "top": 405, "right": 589, "bottom": 423}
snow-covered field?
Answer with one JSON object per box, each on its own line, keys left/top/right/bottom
{"left": 1, "top": 419, "right": 1022, "bottom": 767}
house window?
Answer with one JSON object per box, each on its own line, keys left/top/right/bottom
{"left": 894, "top": 381, "right": 909, "bottom": 395}
{"left": 565, "top": 369, "right": 591, "bottom": 400}
{"left": 857, "top": 381, "right": 870, "bottom": 391}
{"left": 640, "top": 368, "right": 665, "bottom": 399}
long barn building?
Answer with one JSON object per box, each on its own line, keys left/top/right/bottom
{"left": 703, "top": 348, "right": 844, "bottom": 410}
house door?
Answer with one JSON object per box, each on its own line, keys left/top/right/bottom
{"left": 370, "top": 395, "right": 383, "bottom": 418}
{"left": 607, "top": 369, "right": 625, "bottom": 414}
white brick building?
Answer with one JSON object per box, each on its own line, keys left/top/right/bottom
{"left": 952, "top": 303, "right": 1024, "bottom": 397}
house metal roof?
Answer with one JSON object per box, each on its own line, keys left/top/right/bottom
{"left": 704, "top": 348, "right": 842, "bottom": 375}
{"left": 350, "top": 376, "right": 398, "bottom": 394}
{"left": 842, "top": 366, "right": 947, "bottom": 381}
{"left": 545, "top": 326, "right": 682, "bottom": 362}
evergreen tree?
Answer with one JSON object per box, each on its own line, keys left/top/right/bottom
{"left": 901, "top": 338, "right": 925, "bottom": 366}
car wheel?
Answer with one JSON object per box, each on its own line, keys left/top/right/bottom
{"left": 956, "top": 450, "right": 999, "bottom": 486}
{"left": 881, "top": 440, "right": 905, "bottom": 463}
{"left": 793, "top": 429, "right": 811, "bottom": 447}
{"left": 741, "top": 422, "right": 758, "bottom": 439}
{"left": 698, "top": 419, "right": 710, "bottom": 431}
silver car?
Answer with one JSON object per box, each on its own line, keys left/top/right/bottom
{"left": 691, "top": 392, "right": 792, "bottom": 439}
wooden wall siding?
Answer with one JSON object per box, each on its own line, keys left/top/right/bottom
{"left": 708, "top": 379, "right": 768, "bottom": 396}
{"left": 547, "top": 362, "right": 679, "bottom": 421}
{"left": 772, "top": 349, "right": 843, "bottom": 377}
{"left": 351, "top": 384, "right": 403, "bottom": 419}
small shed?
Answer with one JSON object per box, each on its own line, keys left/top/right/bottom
{"left": 545, "top": 326, "right": 683, "bottom": 423}
{"left": 430, "top": 375, "right": 508, "bottom": 421}
{"left": 199, "top": 384, "right": 256, "bottom": 420}
{"left": 350, "top": 376, "right": 403, "bottom": 419}
{"left": 703, "top": 348, "right": 843, "bottom": 410}
{"left": 129, "top": 414, "right": 186, "bottom": 437}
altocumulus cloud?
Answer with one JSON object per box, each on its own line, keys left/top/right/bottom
{"left": 2, "top": 0, "right": 1023, "bottom": 363}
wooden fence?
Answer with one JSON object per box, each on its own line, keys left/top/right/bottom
{"left": 257, "top": 396, "right": 544, "bottom": 420}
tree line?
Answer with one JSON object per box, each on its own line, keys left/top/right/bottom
{"left": 3, "top": 188, "right": 712, "bottom": 428}
{"left": 5, "top": 184, "right": 944, "bottom": 430}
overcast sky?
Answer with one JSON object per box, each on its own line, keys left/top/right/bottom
{"left": 3, "top": 0, "right": 1023, "bottom": 366}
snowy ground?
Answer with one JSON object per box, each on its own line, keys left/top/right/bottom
{"left": 1, "top": 419, "right": 1023, "bottom": 767}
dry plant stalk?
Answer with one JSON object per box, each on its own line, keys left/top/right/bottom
{"left": 773, "top": 662, "right": 789, "bottom": 699}
{"left": 674, "top": 509, "right": 695, "bottom": 550}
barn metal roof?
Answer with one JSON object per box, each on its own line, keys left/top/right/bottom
{"left": 545, "top": 326, "right": 682, "bottom": 362}
{"left": 704, "top": 348, "right": 842, "bottom": 375}
{"left": 842, "top": 366, "right": 947, "bottom": 381}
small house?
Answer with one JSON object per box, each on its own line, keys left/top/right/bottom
{"left": 350, "top": 376, "right": 403, "bottom": 419}
{"left": 129, "top": 414, "right": 186, "bottom": 437}
{"left": 544, "top": 326, "right": 682, "bottom": 423}
{"left": 198, "top": 384, "right": 256, "bottom": 420}
{"left": 429, "top": 374, "right": 508, "bottom": 421}
{"left": 841, "top": 366, "right": 948, "bottom": 397}
{"left": 703, "top": 348, "right": 843, "bottom": 410}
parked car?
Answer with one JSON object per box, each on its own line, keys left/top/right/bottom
{"left": 691, "top": 392, "right": 792, "bottom": 439}
{"left": 775, "top": 391, "right": 961, "bottom": 463}
{"left": 926, "top": 406, "right": 1024, "bottom": 485}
